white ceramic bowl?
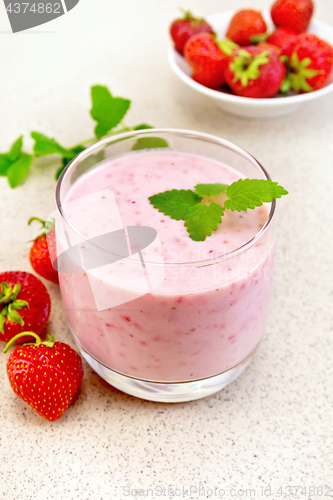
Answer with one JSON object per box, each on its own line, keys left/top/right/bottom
{"left": 168, "top": 10, "right": 333, "bottom": 118}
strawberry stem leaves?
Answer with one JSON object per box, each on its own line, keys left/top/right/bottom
{"left": 230, "top": 50, "right": 270, "bottom": 87}
{"left": 288, "top": 52, "right": 319, "bottom": 93}
{"left": 218, "top": 38, "right": 239, "bottom": 56}
{"left": 28, "top": 217, "right": 55, "bottom": 241}
{"left": 0, "top": 282, "right": 29, "bottom": 334}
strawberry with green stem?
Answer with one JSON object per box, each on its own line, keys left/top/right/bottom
{"left": 29, "top": 217, "right": 59, "bottom": 284}
{"left": 184, "top": 34, "right": 238, "bottom": 89}
{"left": 225, "top": 46, "right": 286, "bottom": 98}
{"left": 282, "top": 34, "right": 333, "bottom": 93}
{"left": 271, "top": 0, "right": 314, "bottom": 35}
{"left": 226, "top": 9, "right": 267, "bottom": 46}
{"left": 170, "top": 9, "right": 214, "bottom": 56}
{"left": 4, "top": 332, "right": 84, "bottom": 422}
{"left": 0, "top": 271, "right": 51, "bottom": 344}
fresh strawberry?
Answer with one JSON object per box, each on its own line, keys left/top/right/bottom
{"left": 0, "top": 271, "right": 51, "bottom": 344}
{"left": 226, "top": 10, "right": 267, "bottom": 46}
{"left": 283, "top": 34, "right": 333, "bottom": 92}
{"left": 271, "top": 0, "right": 314, "bottom": 34}
{"left": 5, "top": 332, "right": 84, "bottom": 422}
{"left": 170, "top": 10, "right": 214, "bottom": 56}
{"left": 267, "top": 27, "right": 298, "bottom": 52}
{"left": 225, "top": 46, "right": 286, "bottom": 98}
{"left": 184, "top": 33, "right": 233, "bottom": 89}
{"left": 29, "top": 217, "right": 59, "bottom": 285}
{"left": 257, "top": 41, "right": 282, "bottom": 56}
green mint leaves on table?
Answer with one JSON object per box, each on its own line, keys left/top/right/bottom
{"left": 0, "top": 84, "right": 166, "bottom": 188}
{"left": 0, "top": 136, "right": 33, "bottom": 188}
{"left": 90, "top": 85, "right": 131, "bottom": 138}
{"left": 149, "top": 179, "right": 288, "bottom": 242}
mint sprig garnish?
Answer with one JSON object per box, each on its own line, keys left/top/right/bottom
{"left": 0, "top": 85, "right": 168, "bottom": 188}
{"left": 149, "top": 179, "right": 288, "bottom": 242}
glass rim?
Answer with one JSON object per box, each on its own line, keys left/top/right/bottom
{"left": 55, "top": 128, "right": 276, "bottom": 267}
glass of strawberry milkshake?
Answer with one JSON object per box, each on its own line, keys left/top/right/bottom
{"left": 54, "top": 129, "right": 277, "bottom": 402}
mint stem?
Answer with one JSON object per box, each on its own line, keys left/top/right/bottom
{"left": 28, "top": 217, "right": 46, "bottom": 228}
{"left": 69, "top": 124, "right": 132, "bottom": 151}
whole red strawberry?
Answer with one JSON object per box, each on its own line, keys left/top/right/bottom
{"left": 283, "top": 33, "right": 333, "bottom": 92}
{"left": 271, "top": 0, "right": 314, "bottom": 34}
{"left": 225, "top": 46, "right": 286, "bottom": 98}
{"left": 29, "top": 217, "right": 59, "bottom": 285}
{"left": 170, "top": 10, "right": 214, "bottom": 56}
{"left": 184, "top": 33, "right": 231, "bottom": 89}
{"left": 0, "top": 271, "right": 51, "bottom": 344}
{"left": 267, "top": 27, "right": 298, "bottom": 52}
{"left": 5, "top": 332, "right": 83, "bottom": 421}
{"left": 226, "top": 9, "right": 267, "bottom": 46}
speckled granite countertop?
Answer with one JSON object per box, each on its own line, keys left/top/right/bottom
{"left": 0, "top": 0, "right": 333, "bottom": 498}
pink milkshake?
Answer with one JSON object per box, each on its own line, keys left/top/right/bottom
{"left": 55, "top": 129, "right": 276, "bottom": 401}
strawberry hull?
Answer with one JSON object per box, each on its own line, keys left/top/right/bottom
{"left": 0, "top": 271, "right": 51, "bottom": 344}
{"left": 225, "top": 46, "right": 286, "bottom": 98}
{"left": 283, "top": 34, "right": 333, "bottom": 93}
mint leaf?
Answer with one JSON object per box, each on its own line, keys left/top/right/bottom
{"left": 132, "top": 137, "right": 169, "bottom": 151}
{"left": 7, "top": 135, "right": 23, "bottom": 161}
{"left": 134, "top": 123, "right": 153, "bottom": 130}
{"left": 7, "top": 154, "right": 32, "bottom": 188}
{"left": 55, "top": 145, "right": 85, "bottom": 180}
{"left": 0, "top": 136, "right": 24, "bottom": 176}
{"left": 184, "top": 203, "right": 224, "bottom": 241}
{"left": 31, "top": 132, "right": 75, "bottom": 158}
{"left": 149, "top": 189, "right": 202, "bottom": 221}
{"left": 225, "top": 178, "right": 288, "bottom": 212}
{"left": 194, "top": 183, "right": 229, "bottom": 197}
{"left": 0, "top": 155, "right": 11, "bottom": 176}
{"left": 90, "top": 85, "right": 131, "bottom": 138}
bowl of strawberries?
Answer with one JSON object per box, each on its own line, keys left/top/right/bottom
{"left": 168, "top": 0, "right": 333, "bottom": 117}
